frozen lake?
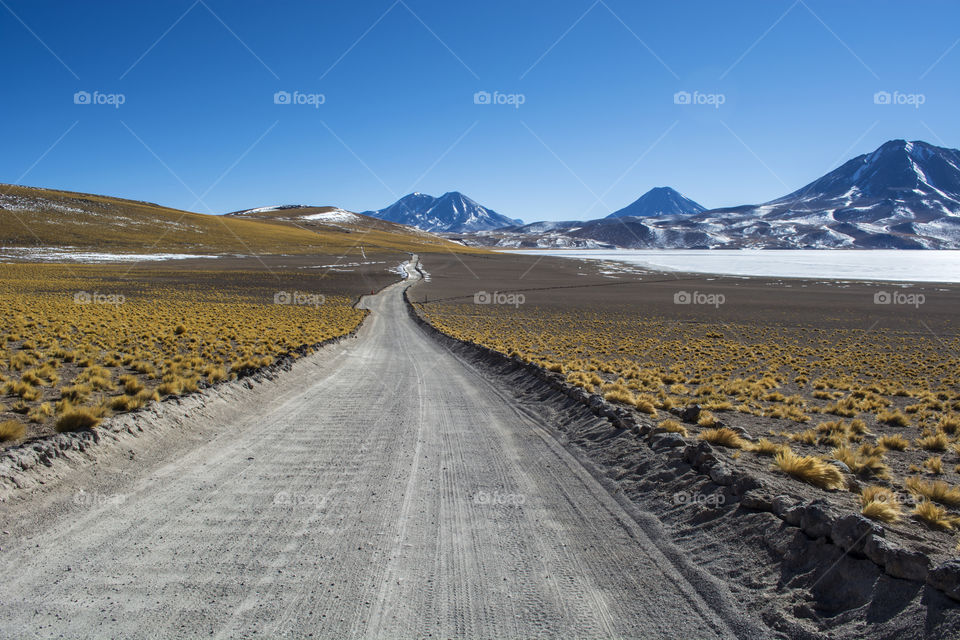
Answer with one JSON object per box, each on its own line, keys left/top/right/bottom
{"left": 502, "top": 249, "right": 960, "bottom": 283}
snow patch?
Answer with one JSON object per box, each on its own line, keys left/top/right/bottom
{"left": 300, "top": 210, "right": 360, "bottom": 223}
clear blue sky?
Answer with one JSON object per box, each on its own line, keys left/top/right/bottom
{"left": 2, "top": 0, "right": 958, "bottom": 221}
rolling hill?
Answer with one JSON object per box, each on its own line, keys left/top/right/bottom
{"left": 0, "top": 185, "right": 477, "bottom": 257}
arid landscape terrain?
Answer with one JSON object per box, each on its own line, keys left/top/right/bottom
{"left": 3, "top": 2, "right": 959, "bottom": 637}
{"left": 2, "top": 226, "right": 958, "bottom": 637}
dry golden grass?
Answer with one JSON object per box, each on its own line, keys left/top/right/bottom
{"left": 54, "top": 407, "right": 102, "bottom": 432}
{"left": 905, "top": 477, "right": 960, "bottom": 507}
{"left": 923, "top": 456, "right": 944, "bottom": 475}
{"left": 698, "top": 427, "right": 746, "bottom": 449}
{"left": 0, "top": 263, "right": 369, "bottom": 438}
{"left": 750, "top": 438, "right": 788, "bottom": 456}
{"left": 877, "top": 434, "right": 909, "bottom": 451}
{"left": 656, "top": 419, "right": 688, "bottom": 437}
{"left": 772, "top": 449, "right": 845, "bottom": 490}
{"left": 0, "top": 419, "right": 26, "bottom": 442}
{"left": 859, "top": 486, "right": 902, "bottom": 523}
{"left": 634, "top": 396, "right": 657, "bottom": 415}
{"left": 603, "top": 387, "right": 635, "bottom": 405}
{"left": 917, "top": 433, "right": 949, "bottom": 452}
{"left": 831, "top": 444, "right": 889, "bottom": 479}
{"left": 913, "top": 500, "right": 960, "bottom": 531}
{"left": 697, "top": 411, "right": 719, "bottom": 428}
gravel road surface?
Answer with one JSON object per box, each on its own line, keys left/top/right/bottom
{"left": 0, "top": 261, "right": 754, "bottom": 639}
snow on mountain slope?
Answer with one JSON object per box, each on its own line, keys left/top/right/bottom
{"left": 465, "top": 140, "right": 960, "bottom": 249}
{"left": 362, "top": 192, "right": 520, "bottom": 232}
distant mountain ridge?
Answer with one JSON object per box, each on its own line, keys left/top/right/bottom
{"left": 362, "top": 191, "right": 520, "bottom": 232}
{"left": 606, "top": 187, "right": 705, "bottom": 218}
{"left": 459, "top": 139, "right": 960, "bottom": 250}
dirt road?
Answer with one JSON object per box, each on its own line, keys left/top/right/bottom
{"left": 0, "top": 261, "right": 756, "bottom": 639}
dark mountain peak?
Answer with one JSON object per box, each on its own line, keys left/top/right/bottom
{"left": 606, "top": 187, "right": 706, "bottom": 219}
{"left": 771, "top": 139, "right": 960, "bottom": 206}
{"left": 362, "top": 191, "right": 520, "bottom": 232}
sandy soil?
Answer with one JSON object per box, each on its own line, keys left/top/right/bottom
{"left": 0, "top": 262, "right": 761, "bottom": 639}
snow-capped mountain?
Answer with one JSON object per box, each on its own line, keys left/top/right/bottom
{"left": 460, "top": 140, "right": 960, "bottom": 249}
{"left": 362, "top": 192, "right": 520, "bottom": 232}
{"left": 668, "top": 139, "right": 960, "bottom": 249}
{"left": 605, "top": 187, "right": 705, "bottom": 218}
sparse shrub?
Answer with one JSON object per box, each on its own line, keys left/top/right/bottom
{"left": 905, "top": 477, "right": 960, "bottom": 507}
{"left": 634, "top": 396, "right": 657, "bottom": 415}
{"left": 751, "top": 438, "right": 787, "bottom": 456}
{"left": 877, "top": 409, "right": 909, "bottom": 427}
{"left": 913, "top": 500, "right": 960, "bottom": 531}
{"left": 924, "top": 456, "right": 944, "bottom": 475}
{"left": 788, "top": 429, "right": 817, "bottom": 445}
{"left": 772, "top": 449, "right": 844, "bottom": 490}
{"left": 156, "top": 380, "right": 183, "bottom": 396}
{"left": 831, "top": 444, "right": 889, "bottom": 479}
{"left": 55, "top": 407, "right": 102, "bottom": 432}
{"left": 877, "top": 434, "right": 909, "bottom": 451}
{"left": 27, "top": 402, "right": 53, "bottom": 423}
{"left": 849, "top": 418, "right": 869, "bottom": 435}
{"left": 106, "top": 388, "right": 158, "bottom": 412}
{"left": 656, "top": 419, "right": 687, "bottom": 437}
{"left": 204, "top": 366, "right": 227, "bottom": 384}
{"left": 917, "top": 433, "right": 949, "bottom": 452}
{"left": 603, "top": 388, "right": 635, "bottom": 405}
{"left": 859, "top": 486, "right": 901, "bottom": 523}
{"left": 120, "top": 375, "right": 145, "bottom": 395}
{"left": 0, "top": 420, "right": 26, "bottom": 442}
{"left": 697, "top": 411, "right": 718, "bottom": 428}
{"left": 60, "top": 383, "right": 91, "bottom": 403}
{"left": 938, "top": 415, "right": 960, "bottom": 435}
{"left": 699, "top": 427, "right": 746, "bottom": 449}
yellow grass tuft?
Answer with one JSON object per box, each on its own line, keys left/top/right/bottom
{"left": 750, "top": 438, "right": 788, "bottom": 456}
{"left": 697, "top": 410, "right": 718, "bottom": 428}
{"left": 877, "top": 434, "right": 909, "bottom": 451}
{"left": 905, "top": 477, "right": 960, "bottom": 507}
{"left": 699, "top": 427, "right": 746, "bottom": 449}
{"left": 924, "top": 456, "right": 944, "bottom": 475}
{"left": 877, "top": 409, "right": 910, "bottom": 427}
{"left": 55, "top": 407, "right": 103, "bottom": 432}
{"left": 917, "top": 433, "right": 949, "bottom": 452}
{"left": 831, "top": 444, "right": 889, "bottom": 479}
{"left": 773, "top": 449, "right": 845, "bottom": 490}
{"left": 603, "top": 388, "right": 635, "bottom": 405}
{"left": 656, "top": 419, "right": 688, "bottom": 437}
{"left": 0, "top": 420, "right": 26, "bottom": 442}
{"left": 913, "top": 500, "right": 960, "bottom": 531}
{"left": 859, "top": 486, "right": 902, "bottom": 523}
